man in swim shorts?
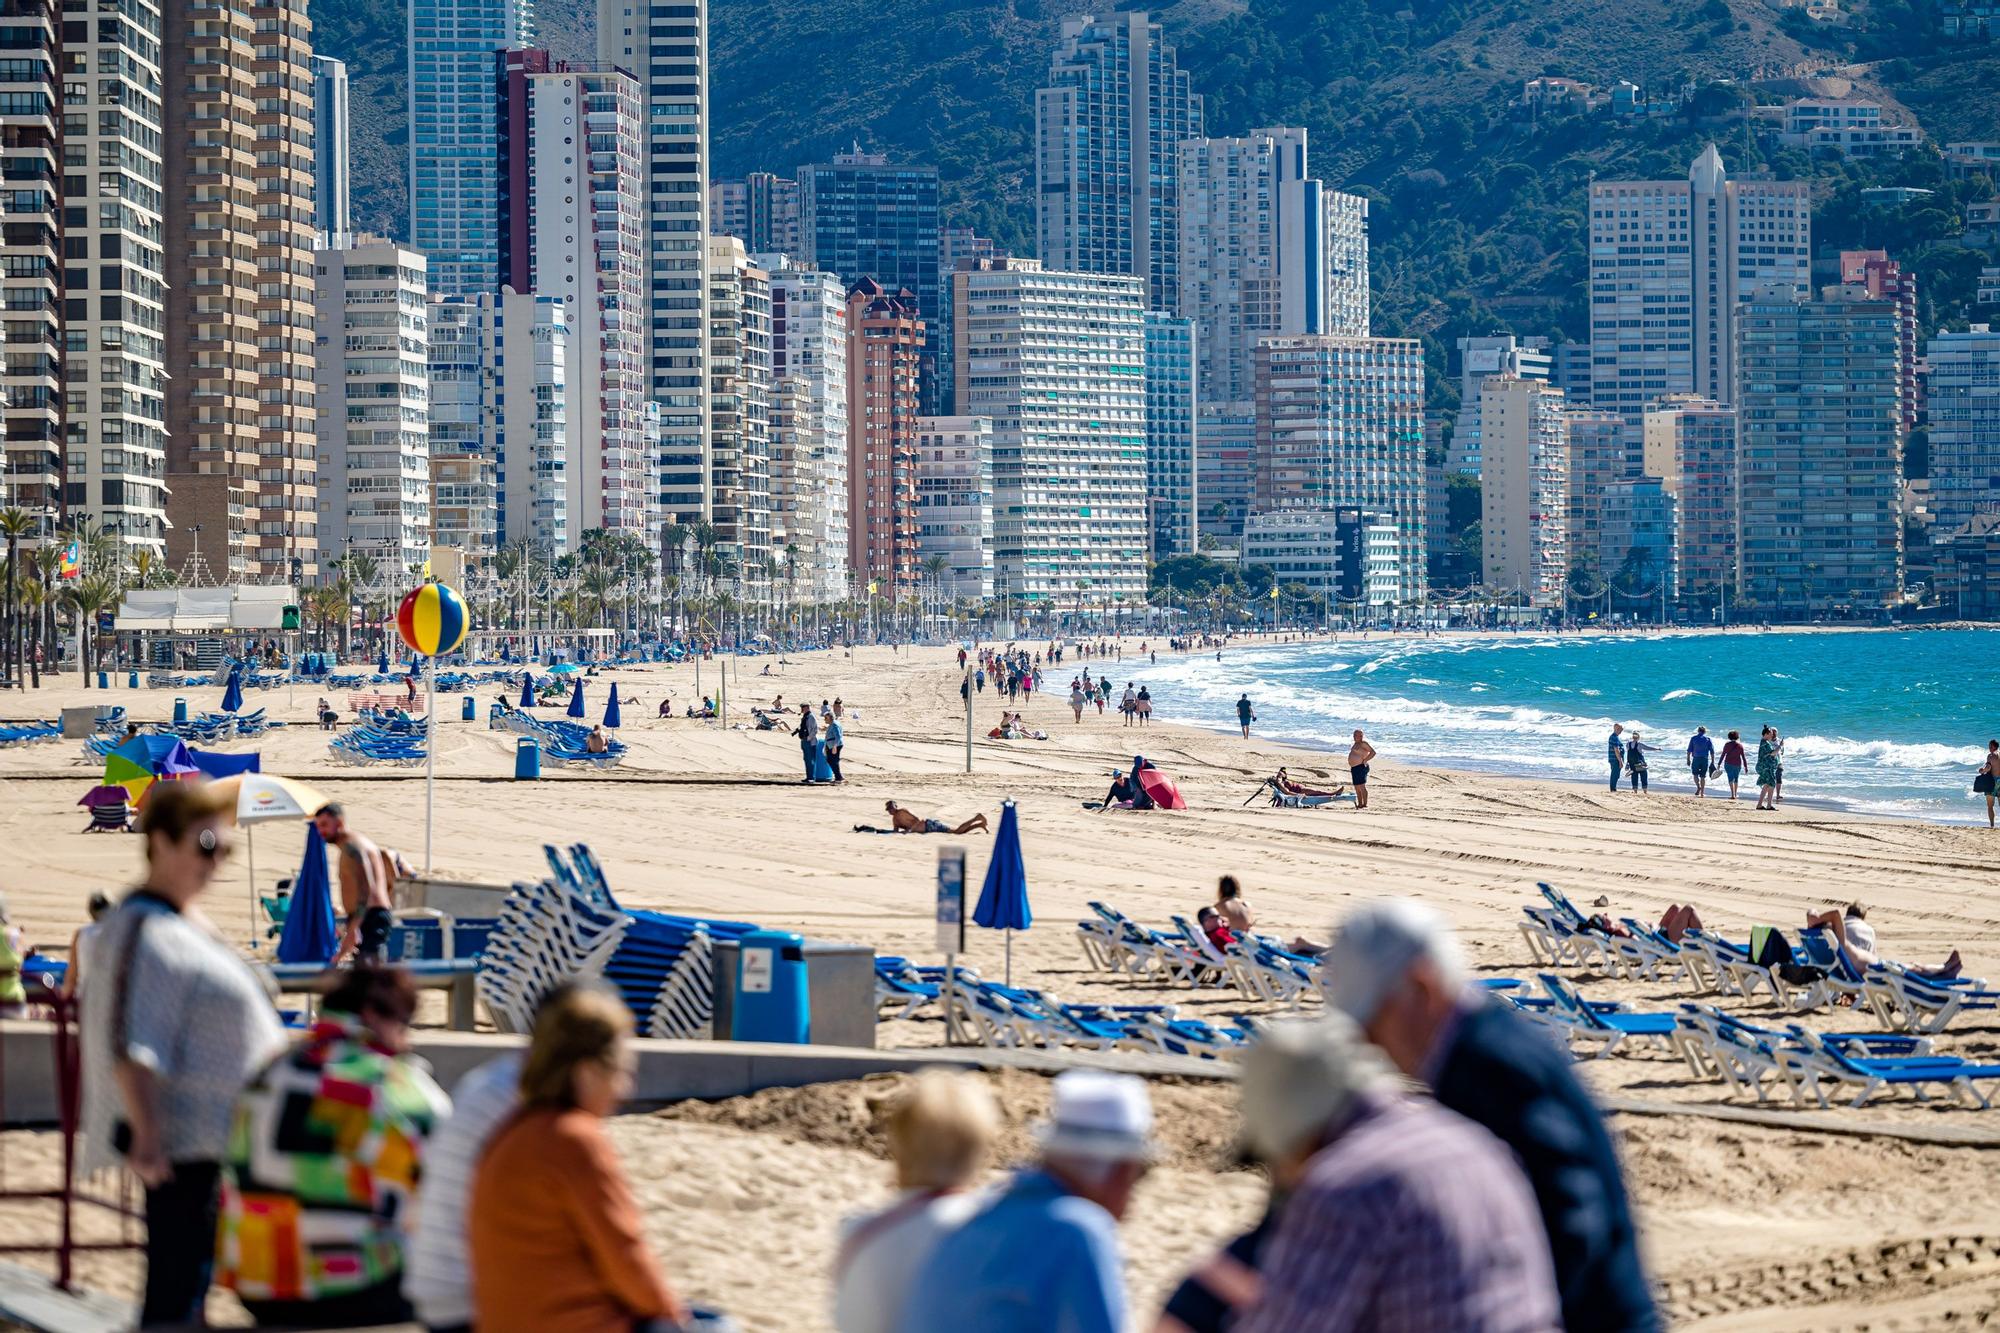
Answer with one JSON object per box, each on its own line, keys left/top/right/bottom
{"left": 1347, "top": 729, "right": 1377, "bottom": 810}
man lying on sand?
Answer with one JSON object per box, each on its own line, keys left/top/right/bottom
{"left": 883, "top": 801, "right": 990, "bottom": 836}
{"left": 1275, "top": 767, "right": 1346, "bottom": 798}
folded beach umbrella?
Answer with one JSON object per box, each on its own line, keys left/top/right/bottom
{"left": 220, "top": 666, "right": 244, "bottom": 714}
{"left": 77, "top": 784, "right": 130, "bottom": 808}
{"left": 378, "top": 644, "right": 390, "bottom": 676}
{"left": 519, "top": 672, "right": 536, "bottom": 708}
{"left": 567, "top": 677, "right": 586, "bottom": 718}
{"left": 973, "top": 799, "right": 1032, "bottom": 986}
{"left": 277, "top": 822, "right": 340, "bottom": 965}
{"left": 103, "top": 735, "right": 198, "bottom": 806}
{"left": 604, "top": 682, "right": 622, "bottom": 729}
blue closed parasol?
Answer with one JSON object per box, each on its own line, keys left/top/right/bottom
{"left": 567, "top": 677, "right": 586, "bottom": 718}
{"left": 378, "top": 644, "right": 390, "bottom": 675}
{"left": 519, "top": 672, "right": 536, "bottom": 707}
{"left": 972, "top": 799, "right": 1031, "bottom": 985}
{"left": 276, "top": 823, "right": 340, "bottom": 964}
{"left": 604, "top": 682, "right": 622, "bottom": 729}
{"left": 219, "top": 666, "right": 244, "bottom": 713}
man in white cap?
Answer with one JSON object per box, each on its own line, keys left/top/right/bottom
{"left": 1320, "top": 899, "right": 1659, "bottom": 1333}
{"left": 897, "top": 1069, "right": 1150, "bottom": 1333}
{"left": 1230, "top": 1016, "right": 1558, "bottom": 1332}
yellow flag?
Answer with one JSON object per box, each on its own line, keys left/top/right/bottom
{"left": 1268, "top": 585, "right": 1280, "bottom": 600}
{"left": 421, "top": 558, "right": 432, "bottom": 580}
{"left": 867, "top": 581, "right": 878, "bottom": 595}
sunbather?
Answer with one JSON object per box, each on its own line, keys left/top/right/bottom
{"left": 1808, "top": 903, "right": 1962, "bottom": 979}
{"left": 1216, "top": 876, "right": 1326, "bottom": 957}
{"left": 1658, "top": 904, "right": 1704, "bottom": 944}
{"left": 884, "top": 801, "right": 989, "bottom": 836}
{"left": 1274, "top": 767, "right": 1346, "bottom": 799}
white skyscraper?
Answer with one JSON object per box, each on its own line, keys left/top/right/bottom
{"left": 764, "top": 256, "right": 850, "bottom": 602}
{"left": 1448, "top": 336, "right": 1552, "bottom": 476}
{"left": 312, "top": 56, "right": 351, "bottom": 247}
{"left": 498, "top": 53, "right": 652, "bottom": 540}
{"left": 708, "top": 237, "right": 772, "bottom": 598}
{"left": 954, "top": 259, "right": 1148, "bottom": 603}
{"left": 914, "top": 416, "right": 996, "bottom": 601}
{"left": 1145, "top": 312, "right": 1199, "bottom": 560}
{"left": 1176, "top": 128, "right": 1370, "bottom": 403}
{"left": 1926, "top": 325, "right": 2000, "bottom": 539}
{"left": 600, "top": 0, "right": 709, "bottom": 531}
{"left": 1589, "top": 144, "right": 1810, "bottom": 428}
{"left": 315, "top": 240, "right": 432, "bottom": 571}
{"left": 1478, "top": 375, "right": 1569, "bottom": 607}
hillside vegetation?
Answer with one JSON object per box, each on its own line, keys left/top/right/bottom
{"left": 329, "top": 0, "right": 1999, "bottom": 401}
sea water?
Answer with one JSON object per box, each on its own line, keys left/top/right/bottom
{"left": 1139, "top": 628, "right": 2000, "bottom": 823}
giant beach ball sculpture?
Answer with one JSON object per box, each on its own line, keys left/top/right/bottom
{"left": 396, "top": 581, "right": 470, "bottom": 658}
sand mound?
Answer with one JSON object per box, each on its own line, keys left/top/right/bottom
{"left": 653, "top": 1067, "right": 1247, "bottom": 1174}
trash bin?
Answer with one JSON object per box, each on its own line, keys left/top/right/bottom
{"left": 730, "top": 930, "right": 810, "bottom": 1044}
{"left": 514, "top": 738, "right": 541, "bottom": 780}
{"left": 173, "top": 697, "right": 188, "bottom": 723}
{"left": 461, "top": 695, "right": 476, "bottom": 721}
{"left": 127, "top": 671, "right": 139, "bottom": 689}
{"left": 96, "top": 671, "right": 107, "bottom": 689}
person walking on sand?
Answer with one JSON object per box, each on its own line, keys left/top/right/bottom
{"left": 1685, "top": 726, "right": 1714, "bottom": 797}
{"left": 1069, "top": 682, "right": 1086, "bottom": 724}
{"left": 1977, "top": 740, "right": 2000, "bottom": 828}
{"left": 1347, "top": 730, "right": 1377, "bottom": 810}
{"left": 1605, "top": 723, "right": 1625, "bottom": 792}
{"left": 1237, "top": 693, "right": 1255, "bottom": 739}
{"left": 1121, "top": 684, "right": 1137, "bottom": 727}
{"left": 799, "top": 703, "right": 820, "bottom": 783}
{"left": 1755, "top": 726, "right": 1779, "bottom": 810}
{"left": 1720, "top": 730, "right": 1747, "bottom": 800}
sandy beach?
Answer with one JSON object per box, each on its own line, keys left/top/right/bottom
{"left": 3, "top": 637, "right": 1999, "bottom": 1328}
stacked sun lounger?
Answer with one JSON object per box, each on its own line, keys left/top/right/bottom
{"left": 0, "top": 720, "right": 60, "bottom": 748}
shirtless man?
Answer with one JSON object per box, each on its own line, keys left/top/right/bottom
{"left": 883, "top": 801, "right": 989, "bottom": 836}
{"left": 314, "top": 803, "right": 396, "bottom": 964}
{"left": 1347, "top": 729, "right": 1378, "bottom": 810}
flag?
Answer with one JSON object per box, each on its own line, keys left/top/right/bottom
{"left": 420, "top": 557, "right": 432, "bottom": 580}
{"left": 57, "top": 540, "right": 81, "bottom": 580}
{"left": 1268, "top": 585, "right": 1280, "bottom": 600}
{"left": 867, "top": 581, "right": 878, "bottom": 595}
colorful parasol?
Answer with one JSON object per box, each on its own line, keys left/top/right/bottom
{"left": 102, "top": 735, "right": 199, "bottom": 806}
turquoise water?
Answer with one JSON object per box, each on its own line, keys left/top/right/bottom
{"left": 1142, "top": 629, "right": 2000, "bottom": 823}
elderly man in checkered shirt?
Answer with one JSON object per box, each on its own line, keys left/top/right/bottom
{"left": 1229, "top": 1018, "right": 1559, "bottom": 1333}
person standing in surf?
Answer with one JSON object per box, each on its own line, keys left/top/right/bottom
{"left": 1606, "top": 723, "right": 1625, "bottom": 792}
{"left": 1977, "top": 741, "right": 2000, "bottom": 829}
{"left": 1348, "top": 730, "right": 1377, "bottom": 810}
{"left": 1755, "top": 727, "right": 1779, "bottom": 810}
{"left": 1237, "top": 693, "right": 1255, "bottom": 739}
{"left": 1720, "top": 730, "right": 1747, "bottom": 800}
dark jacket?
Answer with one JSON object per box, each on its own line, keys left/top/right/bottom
{"left": 1432, "top": 1000, "right": 1660, "bottom": 1333}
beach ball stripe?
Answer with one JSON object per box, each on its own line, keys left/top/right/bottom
{"left": 396, "top": 582, "right": 469, "bottom": 657}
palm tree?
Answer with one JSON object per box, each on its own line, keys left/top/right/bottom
{"left": 0, "top": 507, "right": 34, "bottom": 687}
{"left": 16, "top": 573, "right": 44, "bottom": 686}
{"left": 61, "top": 573, "right": 119, "bottom": 671}
{"left": 580, "top": 564, "right": 619, "bottom": 629}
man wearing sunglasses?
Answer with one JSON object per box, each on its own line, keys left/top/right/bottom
{"left": 77, "top": 779, "right": 288, "bottom": 1328}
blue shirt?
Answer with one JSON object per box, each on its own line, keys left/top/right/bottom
{"left": 1687, "top": 734, "right": 1714, "bottom": 765}
{"left": 1607, "top": 732, "right": 1624, "bottom": 764}
{"left": 895, "top": 1169, "right": 1125, "bottom": 1333}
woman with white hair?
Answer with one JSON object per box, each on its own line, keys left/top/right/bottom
{"left": 835, "top": 1071, "right": 999, "bottom": 1333}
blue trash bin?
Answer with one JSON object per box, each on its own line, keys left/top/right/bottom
{"left": 173, "top": 697, "right": 188, "bottom": 723}
{"left": 730, "top": 930, "right": 810, "bottom": 1044}
{"left": 96, "top": 671, "right": 108, "bottom": 689}
{"left": 128, "top": 671, "right": 139, "bottom": 689}
{"left": 461, "top": 695, "right": 476, "bottom": 721}
{"left": 514, "top": 738, "right": 541, "bottom": 780}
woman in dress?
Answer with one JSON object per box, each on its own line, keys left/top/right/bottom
{"left": 1755, "top": 726, "right": 1779, "bottom": 810}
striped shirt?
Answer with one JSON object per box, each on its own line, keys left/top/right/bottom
{"left": 1235, "top": 1093, "right": 1560, "bottom": 1333}
{"left": 405, "top": 1052, "right": 522, "bottom": 1327}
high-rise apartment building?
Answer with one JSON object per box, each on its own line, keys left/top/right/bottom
{"left": 1036, "top": 11, "right": 1202, "bottom": 311}
{"left": 409, "top": 0, "right": 532, "bottom": 295}
{"left": 1176, "top": 128, "right": 1369, "bottom": 403}
{"left": 1242, "top": 508, "right": 1403, "bottom": 606}
{"left": 1839, "top": 250, "right": 1918, "bottom": 435}
{"left": 1551, "top": 342, "right": 1593, "bottom": 406}
{"left": 708, "top": 173, "right": 800, "bottom": 256}
{"left": 161, "top": 0, "right": 319, "bottom": 583}
{"left": 1196, "top": 403, "right": 1256, "bottom": 544}
{"left": 314, "top": 240, "right": 431, "bottom": 572}
{"left": 1601, "top": 478, "right": 1679, "bottom": 610}
{"left": 428, "top": 291, "right": 576, "bottom": 553}
{"left": 1, "top": 0, "right": 59, "bottom": 524}
{"left": 1641, "top": 394, "right": 1736, "bottom": 611}
{"left": 1735, "top": 287, "right": 1903, "bottom": 613}
{"left": 1564, "top": 409, "right": 1629, "bottom": 578}
{"left": 954, "top": 259, "right": 1148, "bottom": 603}
{"left": 1447, "top": 336, "right": 1551, "bottom": 476}
{"left": 845, "top": 278, "right": 923, "bottom": 596}
{"left": 1254, "top": 337, "right": 1428, "bottom": 599}
{"left": 498, "top": 52, "right": 651, "bottom": 538}
{"left": 763, "top": 254, "right": 848, "bottom": 603}
{"left": 1923, "top": 324, "right": 2000, "bottom": 540}
{"left": 801, "top": 149, "right": 940, "bottom": 410}
{"left": 914, "top": 416, "right": 995, "bottom": 601}
{"left": 1588, "top": 144, "right": 1810, "bottom": 428}
{"left": 1477, "top": 375, "right": 1568, "bottom": 606}
{"left": 937, "top": 225, "right": 998, "bottom": 415}
{"left": 1144, "top": 312, "right": 1198, "bottom": 560}
{"left": 59, "top": 0, "right": 172, "bottom": 561}
{"left": 312, "top": 56, "right": 351, "bottom": 246}
{"left": 707, "top": 237, "right": 771, "bottom": 598}
{"left": 600, "top": 0, "right": 708, "bottom": 532}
